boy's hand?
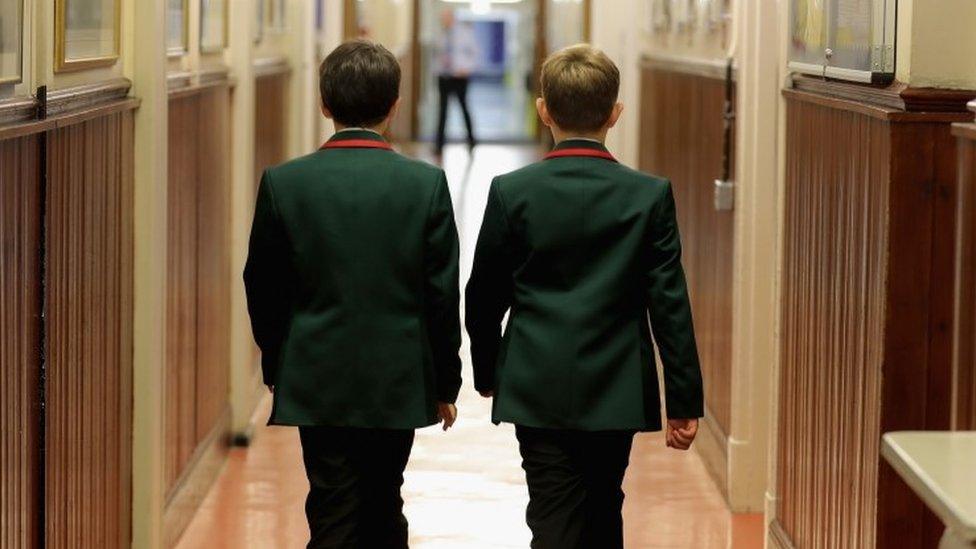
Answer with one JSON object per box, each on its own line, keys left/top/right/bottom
{"left": 666, "top": 418, "right": 699, "bottom": 451}
{"left": 437, "top": 402, "right": 457, "bottom": 431}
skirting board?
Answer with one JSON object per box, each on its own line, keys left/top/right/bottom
{"left": 694, "top": 406, "right": 729, "bottom": 501}
{"left": 232, "top": 380, "right": 270, "bottom": 447}
{"left": 767, "top": 519, "right": 796, "bottom": 549}
{"left": 163, "top": 406, "right": 232, "bottom": 548}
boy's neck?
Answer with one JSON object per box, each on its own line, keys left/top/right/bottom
{"left": 550, "top": 127, "right": 609, "bottom": 146}
{"left": 334, "top": 123, "right": 387, "bottom": 136}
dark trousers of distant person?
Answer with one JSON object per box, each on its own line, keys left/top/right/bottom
{"left": 515, "top": 426, "right": 636, "bottom": 549}
{"left": 435, "top": 75, "right": 476, "bottom": 154}
{"left": 299, "top": 426, "right": 415, "bottom": 549}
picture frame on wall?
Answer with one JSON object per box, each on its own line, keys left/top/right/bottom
{"left": 254, "top": 0, "right": 265, "bottom": 44}
{"left": 650, "top": 0, "right": 672, "bottom": 32}
{"left": 55, "top": 0, "right": 121, "bottom": 72}
{"left": 166, "top": 0, "right": 188, "bottom": 57}
{"left": 0, "top": 0, "right": 24, "bottom": 84}
{"left": 269, "top": 0, "right": 286, "bottom": 31}
{"left": 200, "top": 0, "right": 228, "bottom": 53}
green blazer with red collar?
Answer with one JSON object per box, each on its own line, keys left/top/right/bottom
{"left": 244, "top": 130, "right": 462, "bottom": 428}
{"left": 465, "top": 138, "right": 703, "bottom": 431}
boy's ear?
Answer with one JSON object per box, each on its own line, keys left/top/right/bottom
{"left": 320, "top": 101, "right": 334, "bottom": 120}
{"left": 387, "top": 97, "right": 402, "bottom": 123}
{"left": 536, "top": 98, "right": 553, "bottom": 128}
{"left": 605, "top": 102, "right": 624, "bottom": 130}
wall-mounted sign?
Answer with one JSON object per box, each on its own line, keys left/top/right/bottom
{"left": 255, "top": 0, "right": 265, "bottom": 44}
{"left": 167, "top": 0, "right": 188, "bottom": 56}
{"left": 200, "top": 0, "right": 228, "bottom": 53}
{"left": 269, "top": 0, "right": 287, "bottom": 31}
{"left": 789, "top": 0, "right": 895, "bottom": 83}
{"left": 0, "top": 0, "right": 24, "bottom": 84}
{"left": 56, "top": 0, "right": 121, "bottom": 72}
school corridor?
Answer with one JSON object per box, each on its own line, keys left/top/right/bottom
{"left": 3, "top": 1, "right": 976, "bottom": 549}
{"left": 172, "top": 144, "right": 764, "bottom": 549}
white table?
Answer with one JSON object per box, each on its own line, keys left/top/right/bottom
{"left": 881, "top": 432, "right": 976, "bottom": 549}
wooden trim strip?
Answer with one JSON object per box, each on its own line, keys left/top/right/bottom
{"left": 167, "top": 71, "right": 233, "bottom": 99}
{"left": 46, "top": 78, "right": 132, "bottom": 117}
{"left": 167, "top": 72, "right": 195, "bottom": 92}
{"left": 0, "top": 98, "right": 140, "bottom": 142}
{"left": 162, "top": 406, "right": 231, "bottom": 548}
{"left": 783, "top": 88, "right": 973, "bottom": 123}
{"left": 792, "top": 75, "right": 976, "bottom": 114}
{"left": 0, "top": 79, "right": 134, "bottom": 132}
{"left": 0, "top": 96, "right": 38, "bottom": 126}
{"left": 253, "top": 57, "right": 292, "bottom": 79}
{"left": 694, "top": 405, "right": 730, "bottom": 500}
{"left": 641, "top": 52, "right": 736, "bottom": 81}
{"left": 768, "top": 519, "right": 797, "bottom": 549}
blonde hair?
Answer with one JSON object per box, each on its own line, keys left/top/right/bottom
{"left": 540, "top": 44, "right": 620, "bottom": 132}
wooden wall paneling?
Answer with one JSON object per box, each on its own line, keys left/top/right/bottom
{"left": 194, "top": 85, "right": 232, "bottom": 443}
{"left": 166, "top": 93, "right": 201, "bottom": 495}
{"left": 254, "top": 72, "right": 289, "bottom": 184}
{"left": 638, "top": 62, "right": 734, "bottom": 439}
{"left": 953, "top": 122, "right": 976, "bottom": 430}
{"left": 0, "top": 134, "right": 43, "bottom": 549}
{"left": 162, "top": 83, "right": 233, "bottom": 548}
{"left": 777, "top": 96, "right": 888, "bottom": 549}
{"left": 879, "top": 121, "right": 957, "bottom": 548}
{"left": 775, "top": 87, "right": 965, "bottom": 549}
{"left": 45, "top": 108, "right": 134, "bottom": 549}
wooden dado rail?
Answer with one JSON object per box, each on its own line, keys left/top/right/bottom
{"left": 0, "top": 80, "right": 137, "bottom": 548}
{"left": 162, "top": 71, "right": 234, "bottom": 548}
{"left": 771, "top": 76, "right": 976, "bottom": 549}
{"left": 638, "top": 53, "right": 735, "bottom": 495}
{"left": 952, "top": 103, "right": 976, "bottom": 431}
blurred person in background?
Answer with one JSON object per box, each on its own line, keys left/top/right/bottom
{"left": 434, "top": 9, "right": 479, "bottom": 156}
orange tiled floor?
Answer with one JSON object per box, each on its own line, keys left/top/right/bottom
{"left": 176, "top": 144, "right": 764, "bottom": 548}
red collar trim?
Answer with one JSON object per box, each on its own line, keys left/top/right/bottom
{"left": 544, "top": 148, "right": 617, "bottom": 162}
{"left": 320, "top": 139, "right": 394, "bottom": 151}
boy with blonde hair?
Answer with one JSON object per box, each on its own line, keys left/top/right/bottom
{"left": 465, "top": 44, "right": 704, "bottom": 548}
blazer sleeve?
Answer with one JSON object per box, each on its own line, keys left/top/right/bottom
{"left": 465, "top": 179, "right": 515, "bottom": 393}
{"left": 243, "top": 171, "right": 294, "bottom": 387}
{"left": 645, "top": 181, "right": 704, "bottom": 419}
{"left": 424, "top": 173, "right": 463, "bottom": 403}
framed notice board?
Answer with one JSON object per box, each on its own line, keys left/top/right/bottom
{"left": 789, "top": 0, "right": 896, "bottom": 84}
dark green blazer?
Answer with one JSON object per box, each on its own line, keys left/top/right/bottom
{"left": 465, "top": 139, "right": 703, "bottom": 431}
{"left": 244, "top": 130, "right": 462, "bottom": 429}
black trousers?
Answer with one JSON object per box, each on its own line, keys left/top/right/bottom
{"left": 298, "top": 426, "right": 415, "bottom": 549}
{"left": 515, "top": 426, "right": 636, "bottom": 549}
{"left": 435, "top": 75, "right": 476, "bottom": 152}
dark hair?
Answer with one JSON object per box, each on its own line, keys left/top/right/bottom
{"left": 541, "top": 44, "right": 620, "bottom": 133}
{"left": 319, "top": 40, "right": 401, "bottom": 127}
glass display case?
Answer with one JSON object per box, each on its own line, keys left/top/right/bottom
{"left": 789, "top": 0, "right": 895, "bottom": 83}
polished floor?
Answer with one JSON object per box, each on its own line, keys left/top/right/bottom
{"left": 176, "top": 144, "right": 764, "bottom": 548}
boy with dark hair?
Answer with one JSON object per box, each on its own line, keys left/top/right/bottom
{"left": 465, "top": 44, "right": 704, "bottom": 548}
{"left": 244, "top": 40, "right": 462, "bottom": 549}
